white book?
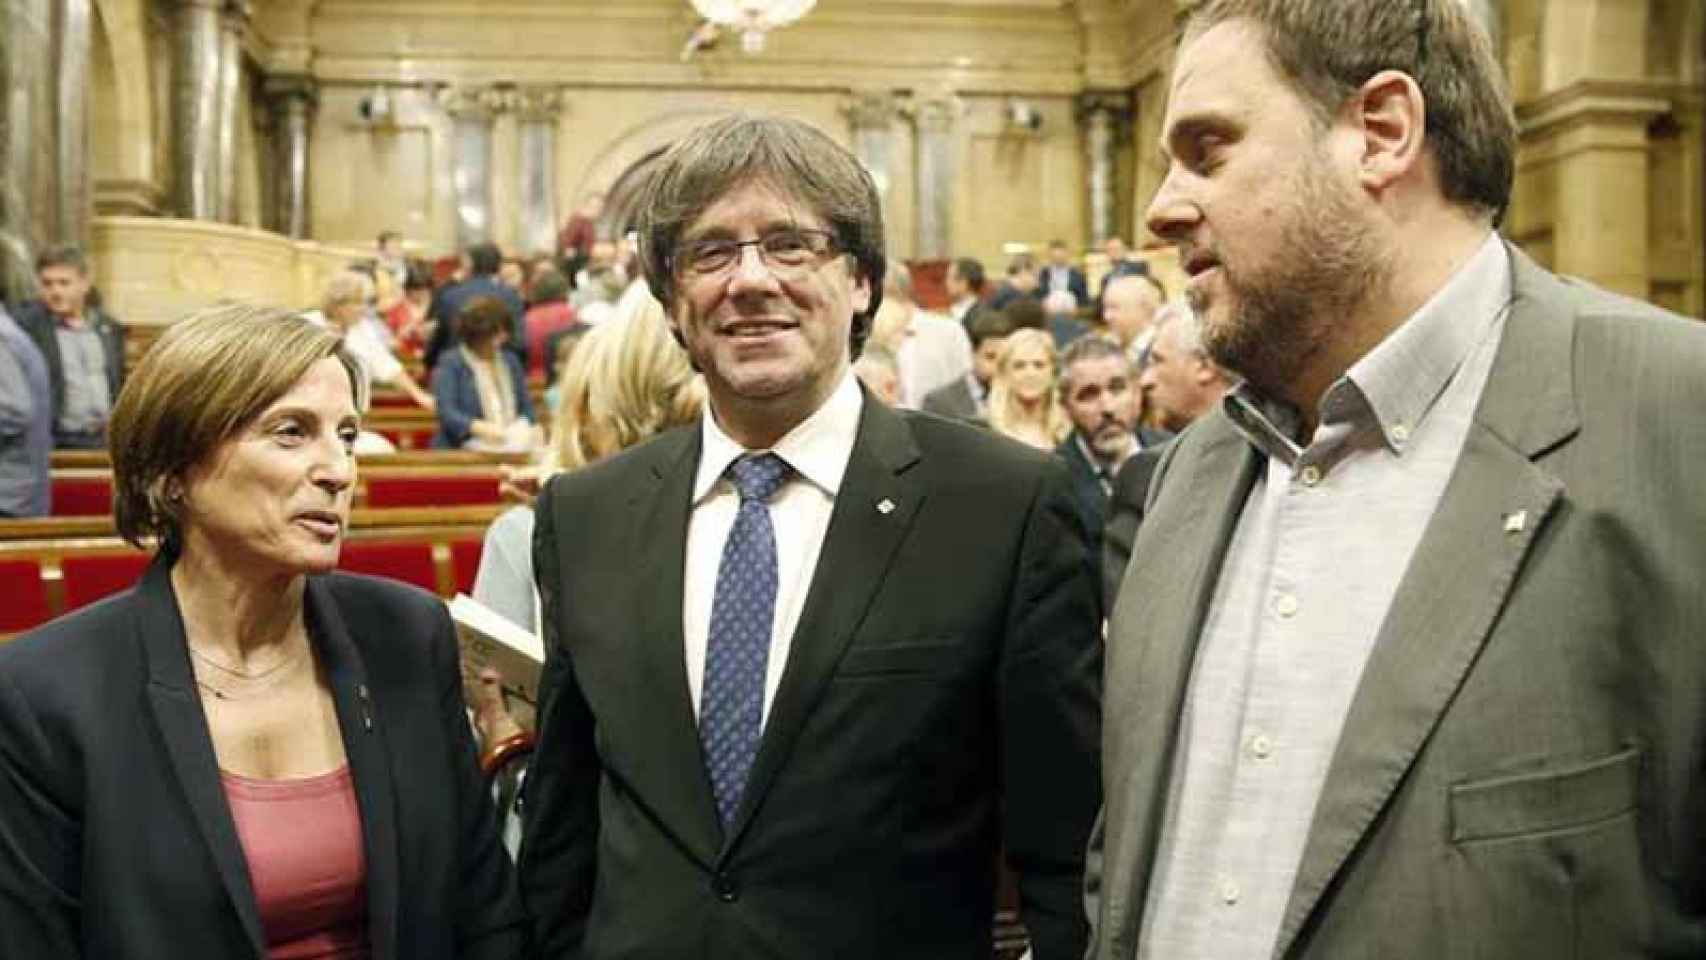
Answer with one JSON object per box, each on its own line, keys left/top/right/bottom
{"left": 448, "top": 593, "right": 545, "bottom": 705}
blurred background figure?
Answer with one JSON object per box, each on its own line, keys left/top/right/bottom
{"left": 1043, "top": 289, "right": 1091, "bottom": 348}
{"left": 1101, "top": 273, "right": 1165, "bottom": 364}
{"left": 522, "top": 267, "right": 581, "bottom": 382}
{"left": 304, "top": 269, "right": 435, "bottom": 414}
{"left": 0, "top": 306, "right": 51, "bottom": 517}
{"left": 15, "top": 246, "right": 127, "bottom": 450}
{"left": 431, "top": 295, "right": 537, "bottom": 452}
{"left": 987, "top": 326, "right": 1069, "bottom": 451}
{"left": 923, "top": 306, "right": 1014, "bottom": 424}
{"left": 1039, "top": 239, "right": 1088, "bottom": 306}
{"left": 383, "top": 264, "right": 435, "bottom": 359}
{"left": 853, "top": 345, "right": 903, "bottom": 406}
{"left": 1139, "top": 300, "right": 1234, "bottom": 433}
{"left": 868, "top": 267, "right": 971, "bottom": 408}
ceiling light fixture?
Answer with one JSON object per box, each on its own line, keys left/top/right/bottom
{"left": 688, "top": 0, "right": 816, "bottom": 54}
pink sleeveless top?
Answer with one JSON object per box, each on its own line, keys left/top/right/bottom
{"left": 222, "top": 765, "right": 371, "bottom": 959}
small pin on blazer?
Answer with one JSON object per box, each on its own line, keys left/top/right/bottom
{"left": 877, "top": 498, "right": 896, "bottom": 515}
{"left": 1503, "top": 510, "right": 1528, "bottom": 534}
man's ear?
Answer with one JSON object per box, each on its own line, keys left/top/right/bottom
{"left": 1350, "top": 69, "right": 1427, "bottom": 195}
{"left": 850, "top": 273, "right": 872, "bottom": 317}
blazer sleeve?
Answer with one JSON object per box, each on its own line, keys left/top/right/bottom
{"left": 0, "top": 669, "right": 82, "bottom": 958}
{"left": 999, "top": 457, "right": 1104, "bottom": 960}
{"left": 505, "top": 354, "right": 536, "bottom": 424}
{"left": 432, "top": 358, "right": 478, "bottom": 448}
{"left": 428, "top": 600, "right": 530, "bottom": 959}
{"left": 518, "top": 480, "right": 602, "bottom": 957}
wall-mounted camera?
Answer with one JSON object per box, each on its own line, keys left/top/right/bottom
{"left": 1006, "top": 99, "right": 1042, "bottom": 133}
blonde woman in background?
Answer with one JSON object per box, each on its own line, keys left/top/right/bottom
{"left": 987, "top": 326, "right": 1071, "bottom": 450}
{"left": 471, "top": 292, "right": 703, "bottom": 634}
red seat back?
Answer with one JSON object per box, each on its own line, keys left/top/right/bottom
{"left": 62, "top": 552, "right": 150, "bottom": 611}
{"left": 339, "top": 541, "right": 438, "bottom": 592}
{"left": 52, "top": 476, "right": 114, "bottom": 516}
{"left": 366, "top": 476, "right": 501, "bottom": 508}
{"left": 450, "top": 538, "right": 483, "bottom": 595}
{"left": 0, "top": 560, "right": 50, "bottom": 632}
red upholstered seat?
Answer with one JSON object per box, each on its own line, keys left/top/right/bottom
{"left": 0, "top": 560, "right": 50, "bottom": 632}
{"left": 450, "top": 538, "right": 483, "bottom": 595}
{"left": 62, "top": 552, "right": 150, "bottom": 611}
{"left": 339, "top": 541, "right": 437, "bottom": 592}
{"left": 366, "top": 476, "right": 501, "bottom": 508}
{"left": 52, "top": 476, "right": 114, "bottom": 516}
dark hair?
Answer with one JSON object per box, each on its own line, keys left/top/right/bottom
{"left": 1007, "top": 254, "right": 1037, "bottom": 276}
{"left": 1003, "top": 298, "right": 1047, "bottom": 332}
{"left": 1059, "top": 332, "right": 1126, "bottom": 372}
{"left": 455, "top": 295, "right": 511, "bottom": 346}
{"left": 633, "top": 113, "right": 886, "bottom": 358}
{"left": 36, "top": 245, "right": 89, "bottom": 276}
{"left": 1049, "top": 239, "right": 1068, "bottom": 250}
{"left": 377, "top": 230, "right": 401, "bottom": 246}
{"left": 530, "top": 268, "right": 570, "bottom": 305}
{"left": 1185, "top": 0, "right": 1516, "bottom": 223}
{"left": 952, "top": 257, "right": 986, "bottom": 294}
{"left": 404, "top": 264, "right": 434, "bottom": 291}
{"left": 967, "top": 305, "right": 1017, "bottom": 349}
{"left": 467, "top": 242, "right": 503, "bottom": 276}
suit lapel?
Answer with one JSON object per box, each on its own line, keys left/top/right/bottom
{"left": 1102, "top": 418, "right": 1259, "bottom": 957}
{"left": 1275, "top": 246, "right": 1582, "bottom": 956}
{"left": 624, "top": 429, "right": 724, "bottom": 865}
{"left": 718, "top": 398, "right": 925, "bottom": 857}
{"left": 138, "top": 556, "right": 269, "bottom": 958}
{"left": 303, "top": 578, "right": 401, "bottom": 960}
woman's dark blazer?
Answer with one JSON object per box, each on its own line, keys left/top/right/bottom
{"left": 0, "top": 556, "right": 527, "bottom": 959}
{"left": 430, "top": 348, "right": 535, "bottom": 449}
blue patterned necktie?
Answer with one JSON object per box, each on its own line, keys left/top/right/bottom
{"left": 700, "top": 452, "right": 789, "bottom": 831}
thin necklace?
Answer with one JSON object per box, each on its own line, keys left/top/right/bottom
{"left": 190, "top": 641, "right": 309, "bottom": 701}
{"left": 188, "top": 641, "right": 304, "bottom": 680}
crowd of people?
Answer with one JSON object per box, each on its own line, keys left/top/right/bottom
{"left": 3, "top": 0, "right": 1706, "bottom": 958}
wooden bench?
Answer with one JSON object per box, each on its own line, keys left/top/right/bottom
{"left": 0, "top": 505, "right": 505, "bottom": 642}
{"left": 52, "top": 449, "right": 532, "bottom": 470}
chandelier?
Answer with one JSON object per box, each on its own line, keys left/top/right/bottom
{"left": 689, "top": 0, "right": 817, "bottom": 54}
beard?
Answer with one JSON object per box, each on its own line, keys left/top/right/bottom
{"left": 1188, "top": 153, "right": 1390, "bottom": 403}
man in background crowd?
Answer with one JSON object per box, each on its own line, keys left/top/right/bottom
{"left": 16, "top": 246, "right": 126, "bottom": 450}
{"left": 0, "top": 306, "right": 51, "bottom": 517}
{"left": 924, "top": 301, "right": 1015, "bottom": 423}
{"left": 424, "top": 241, "right": 526, "bottom": 371}
{"left": 1101, "top": 273, "right": 1165, "bottom": 364}
{"left": 1040, "top": 239, "right": 1089, "bottom": 307}
{"left": 1056, "top": 336, "right": 1165, "bottom": 575}
{"left": 990, "top": 253, "right": 1043, "bottom": 310}
{"left": 946, "top": 256, "right": 987, "bottom": 328}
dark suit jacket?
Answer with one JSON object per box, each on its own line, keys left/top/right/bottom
{"left": 431, "top": 347, "right": 536, "bottom": 449}
{"left": 1056, "top": 428, "right": 1168, "bottom": 581}
{"left": 1098, "top": 442, "right": 1167, "bottom": 612}
{"left": 921, "top": 375, "right": 983, "bottom": 423}
{"left": 424, "top": 276, "right": 527, "bottom": 372}
{"left": 1089, "top": 246, "right": 1706, "bottom": 958}
{"left": 14, "top": 300, "right": 125, "bottom": 436}
{"left": 1040, "top": 266, "right": 1088, "bottom": 306}
{"left": 523, "top": 394, "right": 1102, "bottom": 960}
{"left": 0, "top": 557, "right": 526, "bottom": 959}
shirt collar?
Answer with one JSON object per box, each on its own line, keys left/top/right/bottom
{"left": 693, "top": 367, "right": 864, "bottom": 505}
{"left": 1223, "top": 231, "right": 1512, "bottom": 463}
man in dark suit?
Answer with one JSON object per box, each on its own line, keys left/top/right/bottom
{"left": 1053, "top": 336, "right": 1165, "bottom": 583}
{"left": 1090, "top": 4, "right": 1706, "bottom": 958}
{"left": 923, "top": 305, "right": 1015, "bottom": 423}
{"left": 1039, "top": 239, "right": 1089, "bottom": 307}
{"left": 523, "top": 113, "right": 1102, "bottom": 960}
{"left": 14, "top": 245, "right": 126, "bottom": 449}
{"left": 423, "top": 242, "right": 526, "bottom": 372}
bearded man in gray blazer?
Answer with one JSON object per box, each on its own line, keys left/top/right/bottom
{"left": 1089, "top": 2, "right": 1706, "bottom": 958}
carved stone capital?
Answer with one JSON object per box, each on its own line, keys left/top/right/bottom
{"left": 262, "top": 74, "right": 317, "bottom": 109}
{"left": 435, "top": 84, "right": 509, "bottom": 120}
{"left": 841, "top": 90, "right": 901, "bottom": 131}
{"left": 906, "top": 93, "right": 962, "bottom": 134}
{"left": 513, "top": 86, "right": 565, "bottom": 122}
{"left": 1076, "top": 89, "right": 1133, "bottom": 130}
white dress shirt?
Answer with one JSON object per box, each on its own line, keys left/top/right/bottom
{"left": 896, "top": 309, "right": 973, "bottom": 409}
{"left": 683, "top": 369, "right": 862, "bottom": 728}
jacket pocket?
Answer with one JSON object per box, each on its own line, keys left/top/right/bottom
{"left": 835, "top": 639, "right": 962, "bottom": 679}
{"left": 1449, "top": 746, "right": 1640, "bottom": 844}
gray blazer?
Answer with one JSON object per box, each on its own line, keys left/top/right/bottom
{"left": 1088, "top": 246, "right": 1706, "bottom": 959}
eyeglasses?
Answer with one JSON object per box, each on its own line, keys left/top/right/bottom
{"left": 675, "top": 228, "right": 840, "bottom": 278}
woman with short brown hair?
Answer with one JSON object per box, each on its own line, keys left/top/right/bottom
{"left": 0, "top": 304, "right": 526, "bottom": 958}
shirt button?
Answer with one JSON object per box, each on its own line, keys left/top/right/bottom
{"left": 1249, "top": 733, "right": 1273, "bottom": 759}
{"left": 1298, "top": 465, "right": 1321, "bottom": 487}
{"left": 1391, "top": 423, "right": 1411, "bottom": 444}
{"left": 1273, "top": 593, "right": 1299, "bottom": 618}
{"left": 713, "top": 873, "right": 739, "bottom": 903}
{"left": 1219, "top": 879, "right": 1240, "bottom": 905}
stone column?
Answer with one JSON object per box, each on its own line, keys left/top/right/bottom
{"left": 910, "top": 94, "right": 959, "bottom": 261}
{"left": 53, "top": 0, "right": 93, "bottom": 249}
{"left": 264, "top": 76, "right": 315, "bottom": 239}
{"left": 438, "top": 85, "right": 501, "bottom": 249}
{"left": 842, "top": 90, "right": 900, "bottom": 201}
{"left": 514, "top": 87, "right": 563, "bottom": 255}
{"left": 1078, "top": 91, "right": 1131, "bottom": 249}
{"left": 214, "top": 0, "right": 249, "bottom": 223}
{"left": 173, "top": 0, "right": 224, "bottom": 219}
{"left": 0, "top": 0, "right": 53, "bottom": 302}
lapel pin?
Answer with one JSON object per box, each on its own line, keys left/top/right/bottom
{"left": 877, "top": 498, "right": 896, "bottom": 515}
{"left": 1503, "top": 510, "right": 1527, "bottom": 534}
